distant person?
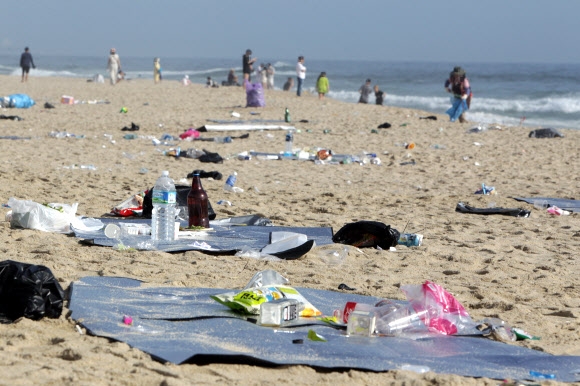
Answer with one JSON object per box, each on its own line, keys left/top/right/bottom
{"left": 259, "top": 63, "right": 268, "bottom": 89}
{"left": 242, "top": 49, "right": 257, "bottom": 81}
{"left": 296, "top": 56, "right": 306, "bottom": 96}
{"left": 19, "top": 47, "right": 36, "bottom": 83}
{"left": 444, "top": 66, "right": 472, "bottom": 123}
{"left": 374, "top": 85, "right": 385, "bottom": 106}
{"left": 283, "top": 77, "right": 294, "bottom": 91}
{"left": 266, "top": 63, "right": 275, "bottom": 89}
{"left": 153, "top": 57, "right": 162, "bottom": 84}
{"left": 225, "top": 68, "right": 239, "bottom": 86}
{"left": 358, "top": 79, "right": 372, "bottom": 104}
{"left": 107, "top": 48, "right": 121, "bottom": 85}
{"left": 316, "top": 72, "right": 329, "bottom": 100}
{"left": 206, "top": 77, "right": 218, "bottom": 88}
{"left": 181, "top": 75, "right": 191, "bottom": 86}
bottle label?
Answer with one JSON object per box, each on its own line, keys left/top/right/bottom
{"left": 152, "top": 190, "right": 176, "bottom": 204}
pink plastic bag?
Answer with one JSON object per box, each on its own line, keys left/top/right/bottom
{"left": 401, "top": 281, "right": 475, "bottom": 335}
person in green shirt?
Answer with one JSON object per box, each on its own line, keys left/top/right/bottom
{"left": 316, "top": 72, "right": 329, "bottom": 100}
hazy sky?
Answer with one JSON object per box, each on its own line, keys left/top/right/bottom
{"left": 2, "top": 1, "right": 579, "bottom": 63}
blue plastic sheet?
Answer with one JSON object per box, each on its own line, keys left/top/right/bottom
{"left": 69, "top": 276, "right": 580, "bottom": 382}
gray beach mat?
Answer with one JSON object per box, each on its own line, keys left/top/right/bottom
{"left": 69, "top": 276, "right": 580, "bottom": 382}
{"left": 512, "top": 197, "right": 580, "bottom": 212}
{"left": 72, "top": 218, "right": 334, "bottom": 253}
{"left": 198, "top": 124, "right": 295, "bottom": 132}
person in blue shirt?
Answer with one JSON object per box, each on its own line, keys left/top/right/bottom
{"left": 20, "top": 47, "right": 36, "bottom": 83}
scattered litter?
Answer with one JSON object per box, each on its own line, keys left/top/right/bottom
{"left": 529, "top": 128, "right": 563, "bottom": 138}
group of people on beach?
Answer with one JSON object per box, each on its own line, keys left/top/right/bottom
{"left": 16, "top": 45, "right": 473, "bottom": 122}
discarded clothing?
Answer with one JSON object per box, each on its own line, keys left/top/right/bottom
{"left": 0, "top": 114, "right": 23, "bottom": 121}
{"left": 186, "top": 170, "right": 223, "bottom": 180}
{"left": 528, "top": 128, "right": 564, "bottom": 138}
{"left": 333, "top": 221, "right": 399, "bottom": 249}
{"left": 419, "top": 116, "right": 437, "bottom": 120}
{"left": 455, "top": 202, "right": 530, "bottom": 218}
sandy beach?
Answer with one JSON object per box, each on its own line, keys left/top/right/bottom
{"left": 0, "top": 74, "right": 578, "bottom": 385}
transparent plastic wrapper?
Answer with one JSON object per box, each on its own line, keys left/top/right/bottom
{"left": 211, "top": 285, "right": 321, "bottom": 317}
{"left": 244, "top": 269, "right": 289, "bottom": 289}
{"left": 7, "top": 198, "right": 101, "bottom": 234}
{"left": 401, "top": 281, "right": 477, "bottom": 335}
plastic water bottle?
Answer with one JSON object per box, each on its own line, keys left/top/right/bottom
{"left": 151, "top": 171, "right": 177, "bottom": 243}
{"left": 283, "top": 130, "right": 294, "bottom": 157}
{"left": 214, "top": 136, "right": 232, "bottom": 143}
{"left": 224, "top": 172, "right": 243, "bottom": 193}
{"left": 224, "top": 172, "right": 237, "bottom": 192}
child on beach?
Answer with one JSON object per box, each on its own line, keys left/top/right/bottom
{"left": 374, "top": 85, "right": 385, "bottom": 105}
{"left": 283, "top": 77, "right": 294, "bottom": 91}
{"left": 444, "top": 66, "right": 472, "bottom": 123}
{"left": 316, "top": 72, "right": 329, "bottom": 100}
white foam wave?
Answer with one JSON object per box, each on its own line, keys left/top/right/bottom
{"left": 475, "top": 95, "right": 580, "bottom": 114}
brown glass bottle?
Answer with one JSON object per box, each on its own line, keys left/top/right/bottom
{"left": 187, "top": 173, "right": 210, "bottom": 228}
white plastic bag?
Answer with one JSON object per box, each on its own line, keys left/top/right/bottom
{"left": 8, "top": 198, "right": 79, "bottom": 233}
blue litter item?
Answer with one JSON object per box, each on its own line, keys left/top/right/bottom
{"left": 7, "top": 94, "right": 35, "bottom": 108}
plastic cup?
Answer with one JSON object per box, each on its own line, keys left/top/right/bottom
{"left": 104, "top": 224, "right": 121, "bottom": 238}
{"left": 533, "top": 200, "right": 548, "bottom": 210}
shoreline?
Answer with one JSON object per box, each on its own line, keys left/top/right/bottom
{"left": 0, "top": 74, "right": 578, "bottom": 385}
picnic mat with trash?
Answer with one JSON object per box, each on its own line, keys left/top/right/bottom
{"left": 64, "top": 272, "right": 580, "bottom": 382}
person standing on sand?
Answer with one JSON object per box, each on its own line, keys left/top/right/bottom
{"left": 296, "top": 56, "right": 306, "bottom": 96}
{"left": 444, "top": 66, "right": 472, "bottom": 123}
{"left": 358, "top": 79, "right": 373, "bottom": 103}
{"left": 19, "top": 47, "right": 36, "bottom": 83}
{"left": 316, "top": 72, "right": 329, "bottom": 100}
{"left": 266, "top": 63, "right": 275, "bottom": 89}
{"left": 153, "top": 58, "right": 162, "bottom": 84}
{"left": 242, "top": 49, "right": 256, "bottom": 82}
{"left": 107, "top": 48, "right": 121, "bottom": 85}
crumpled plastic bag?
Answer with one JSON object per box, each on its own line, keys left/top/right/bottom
{"left": 401, "top": 281, "right": 477, "bottom": 335}
{"left": 7, "top": 198, "right": 102, "bottom": 234}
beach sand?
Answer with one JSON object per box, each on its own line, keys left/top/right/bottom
{"left": 0, "top": 75, "right": 578, "bottom": 385}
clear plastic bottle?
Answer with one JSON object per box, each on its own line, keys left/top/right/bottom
{"left": 283, "top": 130, "right": 294, "bottom": 157}
{"left": 151, "top": 171, "right": 177, "bottom": 243}
{"left": 224, "top": 172, "right": 237, "bottom": 192}
{"left": 223, "top": 172, "right": 243, "bottom": 193}
{"left": 214, "top": 136, "right": 232, "bottom": 143}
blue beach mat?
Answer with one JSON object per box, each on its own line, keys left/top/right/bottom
{"left": 69, "top": 276, "right": 580, "bottom": 382}
{"left": 513, "top": 197, "right": 580, "bottom": 212}
{"left": 72, "top": 217, "right": 334, "bottom": 254}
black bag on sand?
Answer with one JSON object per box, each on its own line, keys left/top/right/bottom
{"left": 142, "top": 185, "right": 216, "bottom": 220}
{"left": 0, "top": 260, "right": 65, "bottom": 323}
{"left": 333, "top": 221, "right": 400, "bottom": 249}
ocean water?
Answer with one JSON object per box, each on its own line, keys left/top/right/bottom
{"left": 1, "top": 54, "right": 579, "bottom": 129}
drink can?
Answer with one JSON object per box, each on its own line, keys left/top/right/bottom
{"left": 398, "top": 233, "right": 423, "bottom": 247}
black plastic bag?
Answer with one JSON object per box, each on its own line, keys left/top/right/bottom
{"left": 142, "top": 185, "right": 216, "bottom": 220}
{"left": 333, "top": 221, "right": 400, "bottom": 249}
{"left": 0, "top": 260, "right": 65, "bottom": 323}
